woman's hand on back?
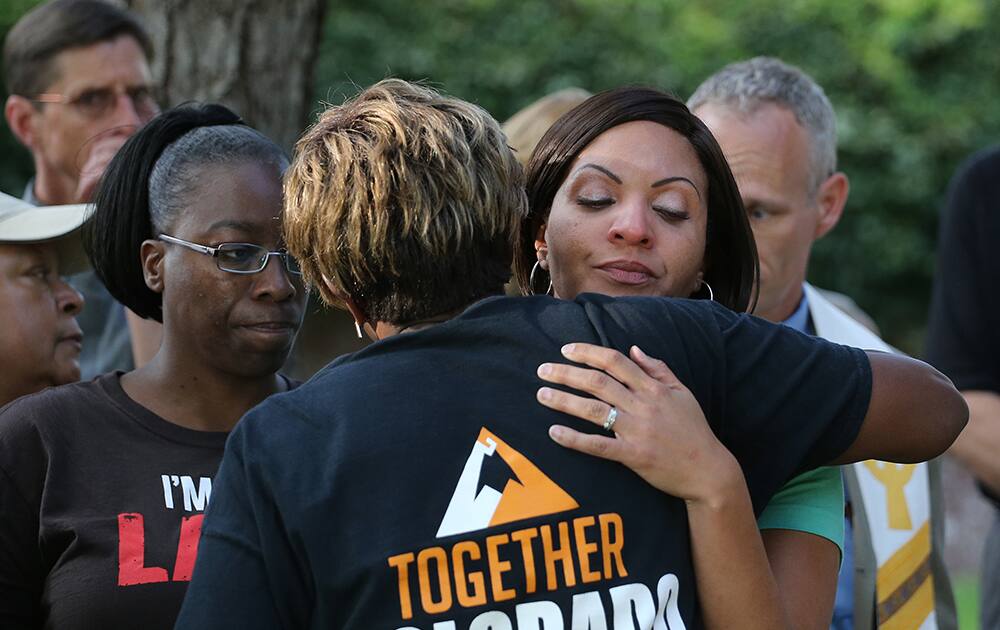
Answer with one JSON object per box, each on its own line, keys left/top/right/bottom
{"left": 538, "top": 343, "right": 799, "bottom": 629}
{"left": 537, "top": 342, "right": 743, "bottom": 505}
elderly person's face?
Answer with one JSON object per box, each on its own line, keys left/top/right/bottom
{"left": 11, "top": 34, "right": 158, "bottom": 203}
{"left": 0, "top": 242, "right": 83, "bottom": 404}
{"left": 536, "top": 120, "right": 709, "bottom": 300}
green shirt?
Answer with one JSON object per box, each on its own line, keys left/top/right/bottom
{"left": 757, "top": 466, "right": 845, "bottom": 557}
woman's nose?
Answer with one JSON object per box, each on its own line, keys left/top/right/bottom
{"left": 607, "top": 201, "right": 654, "bottom": 247}
{"left": 252, "top": 254, "right": 298, "bottom": 302}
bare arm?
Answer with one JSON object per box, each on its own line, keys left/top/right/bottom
{"left": 831, "top": 352, "right": 968, "bottom": 465}
{"left": 535, "top": 342, "right": 965, "bottom": 628}
{"left": 762, "top": 530, "right": 840, "bottom": 630}
{"left": 537, "top": 343, "right": 789, "bottom": 630}
{"left": 686, "top": 464, "right": 789, "bottom": 630}
{"left": 947, "top": 390, "right": 1000, "bottom": 495}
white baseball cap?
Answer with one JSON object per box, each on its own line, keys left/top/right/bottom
{"left": 0, "top": 191, "right": 92, "bottom": 275}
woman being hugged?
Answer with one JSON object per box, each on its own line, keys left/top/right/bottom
{"left": 0, "top": 104, "right": 306, "bottom": 629}
{"left": 515, "top": 87, "right": 866, "bottom": 628}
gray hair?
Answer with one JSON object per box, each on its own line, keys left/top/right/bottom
{"left": 688, "top": 56, "right": 837, "bottom": 195}
{"left": 149, "top": 125, "right": 289, "bottom": 232}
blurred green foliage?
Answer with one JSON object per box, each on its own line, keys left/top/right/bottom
{"left": 4, "top": 0, "right": 999, "bottom": 353}
{"left": 953, "top": 573, "right": 979, "bottom": 629}
{"left": 315, "top": 0, "right": 1000, "bottom": 353}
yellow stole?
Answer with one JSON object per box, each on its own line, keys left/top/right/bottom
{"left": 804, "top": 284, "right": 937, "bottom": 629}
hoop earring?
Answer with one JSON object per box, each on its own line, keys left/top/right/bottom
{"left": 352, "top": 320, "right": 379, "bottom": 340}
{"left": 700, "top": 280, "right": 714, "bottom": 302}
{"left": 529, "top": 260, "right": 553, "bottom": 296}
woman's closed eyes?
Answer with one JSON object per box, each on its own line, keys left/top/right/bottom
{"left": 575, "top": 194, "right": 691, "bottom": 223}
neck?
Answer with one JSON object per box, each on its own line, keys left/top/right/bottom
{"left": 758, "top": 282, "right": 806, "bottom": 323}
{"left": 0, "top": 369, "right": 67, "bottom": 407}
{"left": 374, "top": 309, "right": 465, "bottom": 340}
{"left": 0, "top": 380, "right": 39, "bottom": 408}
{"left": 32, "top": 162, "right": 77, "bottom": 205}
{"left": 120, "top": 344, "right": 286, "bottom": 433}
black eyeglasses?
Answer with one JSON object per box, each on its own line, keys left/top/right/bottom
{"left": 158, "top": 234, "right": 302, "bottom": 276}
{"left": 35, "top": 84, "right": 160, "bottom": 121}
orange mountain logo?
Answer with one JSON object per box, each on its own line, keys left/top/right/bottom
{"left": 436, "top": 427, "right": 579, "bottom": 538}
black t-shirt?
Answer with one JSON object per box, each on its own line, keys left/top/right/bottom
{"left": 176, "top": 295, "right": 872, "bottom": 630}
{"left": 926, "top": 146, "right": 1000, "bottom": 392}
{"left": 926, "top": 146, "right": 1000, "bottom": 506}
{"left": 0, "top": 374, "right": 228, "bottom": 629}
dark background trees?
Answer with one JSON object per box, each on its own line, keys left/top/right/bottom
{"left": 119, "top": 0, "right": 326, "bottom": 151}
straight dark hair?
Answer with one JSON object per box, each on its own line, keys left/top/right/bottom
{"left": 515, "top": 86, "right": 759, "bottom": 313}
{"left": 3, "top": 0, "right": 153, "bottom": 97}
{"left": 83, "top": 104, "right": 244, "bottom": 322}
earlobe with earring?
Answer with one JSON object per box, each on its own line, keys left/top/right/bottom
{"left": 529, "top": 260, "right": 553, "bottom": 296}
{"left": 335, "top": 285, "right": 377, "bottom": 341}
{"left": 352, "top": 320, "right": 379, "bottom": 341}
{"left": 700, "top": 280, "right": 714, "bottom": 301}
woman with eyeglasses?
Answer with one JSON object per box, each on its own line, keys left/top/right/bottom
{"left": 0, "top": 103, "right": 306, "bottom": 630}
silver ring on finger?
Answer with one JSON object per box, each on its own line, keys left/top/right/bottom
{"left": 603, "top": 406, "right": 618, "bottom": 432}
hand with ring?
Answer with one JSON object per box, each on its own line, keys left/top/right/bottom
{"left": 536, "top": 342, "right": 742, "bottom": 503}
{"left": 602, "top": 406, "right": 618, "bottom": 431}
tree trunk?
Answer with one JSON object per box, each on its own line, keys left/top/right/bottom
{"left": 120, "top": 0, "right": 326, "bottom": 151}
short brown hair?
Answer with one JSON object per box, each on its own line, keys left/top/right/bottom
{"left": 284, "top": 79, "right": 527, "bottom": 325}
{"left": 3, "top": 0, "right": 153, "bottom": 97}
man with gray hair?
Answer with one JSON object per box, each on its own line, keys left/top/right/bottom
{"left": 690, "top": 57, "right": 955, "bottom": 630}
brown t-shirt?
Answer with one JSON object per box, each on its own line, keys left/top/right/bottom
{"left": 0, "top": 372, "right": 290, "bottom": 629}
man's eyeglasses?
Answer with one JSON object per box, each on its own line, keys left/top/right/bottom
{"left": 158, "top": 234, "right": 302, "bottom": 276}
{"left": 35, "top": 85, "right": 160, "bottom": 121}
